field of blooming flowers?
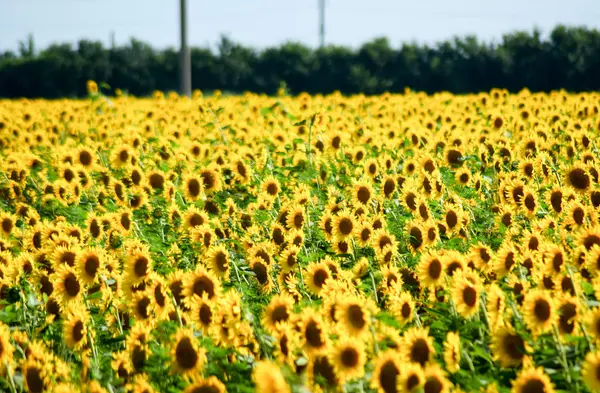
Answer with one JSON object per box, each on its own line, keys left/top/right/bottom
{"left": 0, "top": 84, "right": 600, "bottom": 393}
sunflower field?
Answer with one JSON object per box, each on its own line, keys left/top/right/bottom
{"left": 0, "top": 85, "right": 600, "bottom": 393}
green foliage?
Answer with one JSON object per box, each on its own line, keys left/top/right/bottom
{"left": 2, "top": 25, "right": 600, "bottom": 98}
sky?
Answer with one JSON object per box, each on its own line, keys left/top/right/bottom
{"left": 1, "top": 0, "right": 598, "bottom": 52}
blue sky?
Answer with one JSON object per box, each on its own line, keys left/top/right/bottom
{"left": 1, "top": 0, "right": 598, "bottom": 52}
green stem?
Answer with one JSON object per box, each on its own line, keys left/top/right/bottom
{"left": 5, "top": 362, "right": 17, "bottom": 393}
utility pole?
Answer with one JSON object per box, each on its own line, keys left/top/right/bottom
{"left": 319, "top": 0, "right": 325, "bottom": 48}
{"left": 179, "top": 0, "right": 192, "bottom": 97}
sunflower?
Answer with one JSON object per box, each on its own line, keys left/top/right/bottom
{"left": 75, "top": 247, "right": 103, "bottom": 285}
{"left": 199, "top": 166, "right": 221, "bottom": 194}
{"left": 183, "top": 207, "right": 209, "bottom": 230}
{"left": 112, "top": 181, "right": 128, "bottom": 205}
{"left": 388, "top": 291, "right": 415, "bottom": 325}
{"left": 545, "top": 187, "right": 564, "bottom": 214}
{"left": 320, "top": 212, "right": 335, "bottom": 241}
{"left": 124, "top": 249, "right": 153, "bottom": 287}
{"left": 131, "top": 290, "right": 154, "bottom": 323}
{"left": 373, "top": 229, "right": 398, "bottom": 253}
{"left": 262, "top": 176, "right": 281, "bottom": 200}
{"left": 305, "top": 262, "right": 331, "bottom": 296}
{"left": 111, "top": 145, "right": 135, "bottom": 167}
{"left": 403, "top": 327, "right": 435, "bottom": 367}
{"left": 182, "top": 173, "right": 203, "bottom": 201}
{"left": 49, "top": 244, "right": 78, "bottom": 269}
{"left": 63, "top": 304, "right": 90, "bottom": 350}
{"left": 364, "top": 158, "right": 380, "bottom": 178}
{"left": 353, "top": 180, "right": 375, "bottom": 206}
{"left": 441, "top": 331, "right": 461, "bottom": 374}
{"left": 418, "top": 252, "right": 445, "bottom": 288}
{"left": 270, "top": 223, "right": 286, "bottom": 247}
{"left": 250, "top": 258, "right": 274, "bottom": 294}
{"left": 206, "top": 244, "right": 230, "bottom": 279}
{"left": 401, "top": 185, "right": 419, "bottom": 211}
{"left": 511, "top": 367, "right": 555, "bottom": 393}
{"left": 406, "top": 220, "right": 426, "bottom": 253}
{"left": 332, "top": 209, "right": 356, "bottom": 240}
{"left": 262, "top": 293, "right": 294, "bottom": 333}
{"left": 232, "top": 157, "right": 251, "bottom": 185}
{"left": 335, "top": 295, "right": 371, "bottom": 338}
{"left": 183, "top": 265, "right": 220, "bottom": 305}
{"left": 0, "top": 212, "right": 15, "bottom": 239}
{"left": 22, "top": 360, "right": 48, "bottom": 393}
{"left": 491, "top": 243, "right": 518, "bottom": 278}
{"left": 565, "top": 164, "right": 591, "bottom": 192}
{"left": 171, "top": 328, "right": 206, "bottom": 376}
{"left": 299, "top": 309, "right": 329, "bottom": 355}
{"left": 486, "top": 284, "right": 506, "bottom": 329}
{"left": 423, "top": 365, "right": 451, "bottom": 393}
{"left": 149, "top": 278, "right": 170, "bottom": 320}
{"left": 381, "top": 175, "right": 397, "bottom": 199}
{"left": 0, "top": 324, "right": 14, "bottom": 373}
{"left": 455, "top": 167, "right": 471, "bottom": 186}
{"left": 522, "top": 290, "right": 557, "bottom": 335}
{"left": 564, "top": 198, "right": 589, "bottom": 229}
{"left": 399, "top": 362, "right": 424, "bottom": 393}
{"left": 583, "top": 351, "right": 600, "bottom": 392}
{"left": 557, "top": 296, "right": 579, "bottom": 336}
{"left": 543, "top": 245, "right": 566, "bottom": 277}
{"left": 443, "top": 205, "right": 465, "bottom": 235}
{"left": 273, "top": 325, "right": 298, "bottom": 365}
{"left": 445, "top": 147, "right": 464, "bottom": 167}
{"left": 285, "top": 204, "right": 305, "bottom": 231}
{"left": 371, "top": 351, "right": 401, "bottom": 393}
{"left": 183, "top": 376, "right": 227, "bottom": 393}
{"left": 443, "top": 250, "right": 466, "bottom": 278}
{"left": 76, "top": 146, "right": 96, "bottom": 168}
{"left": 52, "top": 264, "right": 84, "bottom": 305}
{"left": 581, "top": 227, "right": 600, "bottom": 252}
{"left": 330, "top": 338, "right": 366, "bottom": 382}
{"left": 519, "top": 187, "right": 537, "bottom": 216}
{"left": 190, "top": 296, "right": 215, "bottom": 334}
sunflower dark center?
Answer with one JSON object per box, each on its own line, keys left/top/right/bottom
{"left": 64, "top": 273, "right": 81, "bottom": 297}
{"left": 192, "top": 273, "right": 216, "bottom": 298}
{"left": 271, "top": 304, "right": 289, "bottom": 324}
{"left": 341, "top": 347, "right": 359, "bottom": 367}
{"left": 410, "top": 338, "right": 430, "bottom": 366}
{"left": 305, "top": 320, "right": 325, "bottom": 348}
{"left": 446, "top": 211, "right": 458, "bottom": 228}
{"left": 521, "top": 378, "right": 546, "bottom": 393}
{"left": 313, "top": 268, "right": 329, "bottom": 288}
{"left": 339, "top": 218, "right": 353, "bottom": 235}
{"left": 73, "top": 320, "right": 85, "bottom": 343}
{"left": 409, "top": 227, "right": 423, "bottom": 249}
{"left": 84, "top": 256, "right": 99, "bottom": 278}
{"left": 201, "top": 171, "right": 216, "bottom": 190}
{"left": 176, "top": 337, "right": 199, "bottom": 370}
{"left": 428, "top": 259, "right": 442, "bottom": 280}
{"left": 568, "top": 168, "right": 590, "bottom": 190}
{"left": 424, "top": 378, "right": 443, "bottom": 393}
{"left": 379, "top": 360, "right": 399, "bottom": 393}
{"left": 503, "top": 333, "right": 525, "bottom": 360}
{"left": 463, "top": 286, "right": 477, "bottom": 307}
{"left": 215, "top": 252, "right": 228, "bottom": 272}
{"left": 534, "top": 299, "right": 551, "bottom": 322}
{"left": 26, "top": 366, "right": 45, "bottom": 393}
{"left": 348, "top": 304, "right": 366, "bottom": 330}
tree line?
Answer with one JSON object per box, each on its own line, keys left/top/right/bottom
{"left": 1, "top": 25, "right": 599, "bottom": 98}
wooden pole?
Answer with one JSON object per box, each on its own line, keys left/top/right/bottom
{"left": 179, "top": 0, "right": 192, "bottom": 96}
